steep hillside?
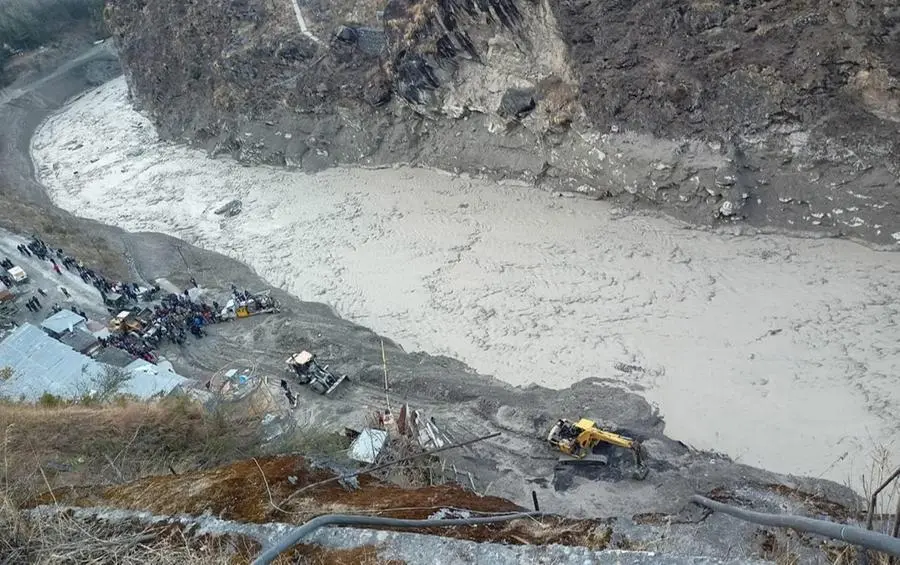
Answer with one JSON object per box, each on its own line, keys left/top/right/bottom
{"left": 105, "top": 0, "right": 900, "bottom": 244}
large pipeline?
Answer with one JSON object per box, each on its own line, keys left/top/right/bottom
{"left": 691, "top": 495, "right": 900, "bottom": 557}
{"left": 251, "top": 511, "right": 541, "bottom": 565}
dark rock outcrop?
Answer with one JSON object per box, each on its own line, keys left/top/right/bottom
{"left": 105, "top": 0, "right": 900, "bottom": 245}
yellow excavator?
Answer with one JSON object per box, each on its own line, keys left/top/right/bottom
{"left": 547, "top": 417, "right": 645, "bottom": 473}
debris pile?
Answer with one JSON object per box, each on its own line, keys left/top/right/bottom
{"left": 344, "top": 403, "right": 479, "bottom": 491}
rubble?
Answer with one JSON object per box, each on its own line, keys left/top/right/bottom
{"left": 213, "top": 198, "right": 242, "bottom": 217}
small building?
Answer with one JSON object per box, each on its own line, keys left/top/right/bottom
{"left": 348, "top": 429, "right": 388, "bottom": 464}
{"left": 0, "top": 323, "right": 107, "bottom": 401}
{"left": 0, "top": 324, "right": 190, "bottom": 401}
{"left": 94, "top": 346, "right": 136, "bottom": 367}
{"left": 40, "top": 310, "right": 87, "bottom": 339}
{"left": 59, "top": 328, "right": 100, "bottom": 356}
{"left": 85, "top": 319, "right": 110, "bottom": 340}
{"left": 122, "top": 357, "right": 189, "bottom": 398}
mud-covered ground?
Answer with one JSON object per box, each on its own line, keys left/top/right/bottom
{"left": 3, "top": 42, "right": 896, "bottom": 563}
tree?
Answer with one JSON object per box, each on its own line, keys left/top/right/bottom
{"left": 93, "top": 365, "right": 132, "bottom": 401}
{"left": 73, "top": 364, "right": 132, "bottom": 403}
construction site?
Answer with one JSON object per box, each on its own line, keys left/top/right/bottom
{"left": 0, "top": 2, "right": 899, "bottom": 563}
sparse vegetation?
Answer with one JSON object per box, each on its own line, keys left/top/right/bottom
{"left": 0, "top": 0, "right": 107, "bottom": 86}
{"left": 270, "top": 426, "right": 350, "bottom": 458}
{"left": 37, "top": 391, "right": 63, "bottom": 408}
{"left": 0, "top": 0, "right": 105, "bottom": 51}
{"left": 0, "top": 506, "right": 262, "bottom": 564}
{"left": 0, "top": 396, "right": 264, "bottom": 503}
{"left": 90, "top": 364, "right": 133, "bottom": 401}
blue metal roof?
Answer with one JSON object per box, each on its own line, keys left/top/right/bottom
{"left": 122, "top": 358, "right": 189, "bottom": 399}
{"left": 40, "top": 310, "right": 86, "bottom": 336}
{"left": 0, "top": 324, "right": 190, "bottom": 401}
{"left": 0, "top": 323, "right": 103, "bottom": 400}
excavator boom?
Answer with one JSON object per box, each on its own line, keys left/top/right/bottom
{"left": 578, "top": 427, "right": 634, "bottom": 451}
{"left": 549, "top": 417, "right": 645, "bottom": 471}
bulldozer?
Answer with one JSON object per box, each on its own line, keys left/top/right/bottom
{"left": 285, "top": 351, "right": 347, "bottom": 395}
{"left": 108, "top": 310, "right": 143, "bottom": 334}
{"left": 547, "top": 418, "right": 647, "bottom": 478}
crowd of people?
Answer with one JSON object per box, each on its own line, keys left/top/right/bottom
{"left": 9, "top": 235, "right": 238, "bottom": 364}
{"left": 16, "top": 236, "right": 161, "bottom": 313}
{"left": 99, "top": 332, "right": 156, "bottom": 363}
{"left": 143, "top": 292, "right": 223, "bottom": 347}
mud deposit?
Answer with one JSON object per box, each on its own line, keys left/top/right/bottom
{"left": 33, "top": 77, "right": 900, "bottom": 488}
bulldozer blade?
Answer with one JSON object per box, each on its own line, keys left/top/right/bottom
{"left": 324, "top": 374, "right": 348, "bottom": 395}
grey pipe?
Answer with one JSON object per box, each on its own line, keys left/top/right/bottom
{"left": 691, "top": 495, "right": 900, "bottom": 557}
{"left": 251, "top": 511, "right": 541, "bottom": 565}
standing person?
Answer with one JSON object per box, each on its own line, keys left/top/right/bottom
{"left": 52, "top": 262, "right": 61, "bottom": 275}
{"left": 281, "top": 380, "right": 298, "bottom": 408}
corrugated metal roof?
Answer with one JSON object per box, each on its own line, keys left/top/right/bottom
{"left": 40, "top": 310, "right": 86, "bottom": 336}
{"left": 0, "top": 323, "right": 105, "bottom": 400}
{"left": 0, "top": 324, "right": 190, "bottom": 401}
{"left": 348, "top": 428, "right": 388, "bottom": 464}
{"left": 122, "top": 358, "right": 189, "bottom": 398}
{"left": 95, "top": 347, "right": 135, "bottom": 367}
{"left": 59, "top": 329, "right": 99, "bottom": 353}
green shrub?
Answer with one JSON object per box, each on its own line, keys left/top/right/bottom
{"left": 37, "top": 392, "right": 64, "bottom": 408}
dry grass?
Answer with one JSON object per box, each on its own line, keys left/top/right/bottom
{"left": 0, "top": 396, "right": 267, "bottom": 563}
{"left": 859, "top": 444, "right": 899, "bottom": 527}
{"left": 0, "top": 397, "right": 262, "bottom": 504}
{"left": 0, "top": 507, "right": 261, "bottom": 564}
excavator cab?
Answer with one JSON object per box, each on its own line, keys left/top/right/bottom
{"left": 548, "top": 417, "right": 646, "bottom": 478}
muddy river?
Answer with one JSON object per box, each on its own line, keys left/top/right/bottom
{"left": 32, "top": 77, "right": 900, "bottom": 489}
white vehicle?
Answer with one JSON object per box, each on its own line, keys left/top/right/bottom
{"left": 7, "top": 266, "right": 27, "bottom": 283}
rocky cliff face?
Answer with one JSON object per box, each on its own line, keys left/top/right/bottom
{"left": 106, "top": 0, "right": 900, "bottom": 244}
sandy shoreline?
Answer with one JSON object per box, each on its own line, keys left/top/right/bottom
{"left": 32, "top": 77, "right": 899, "bottom": 488}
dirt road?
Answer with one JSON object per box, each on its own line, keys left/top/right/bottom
{"left": 32, "top": 76, "right": 900, "bottom": 490}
